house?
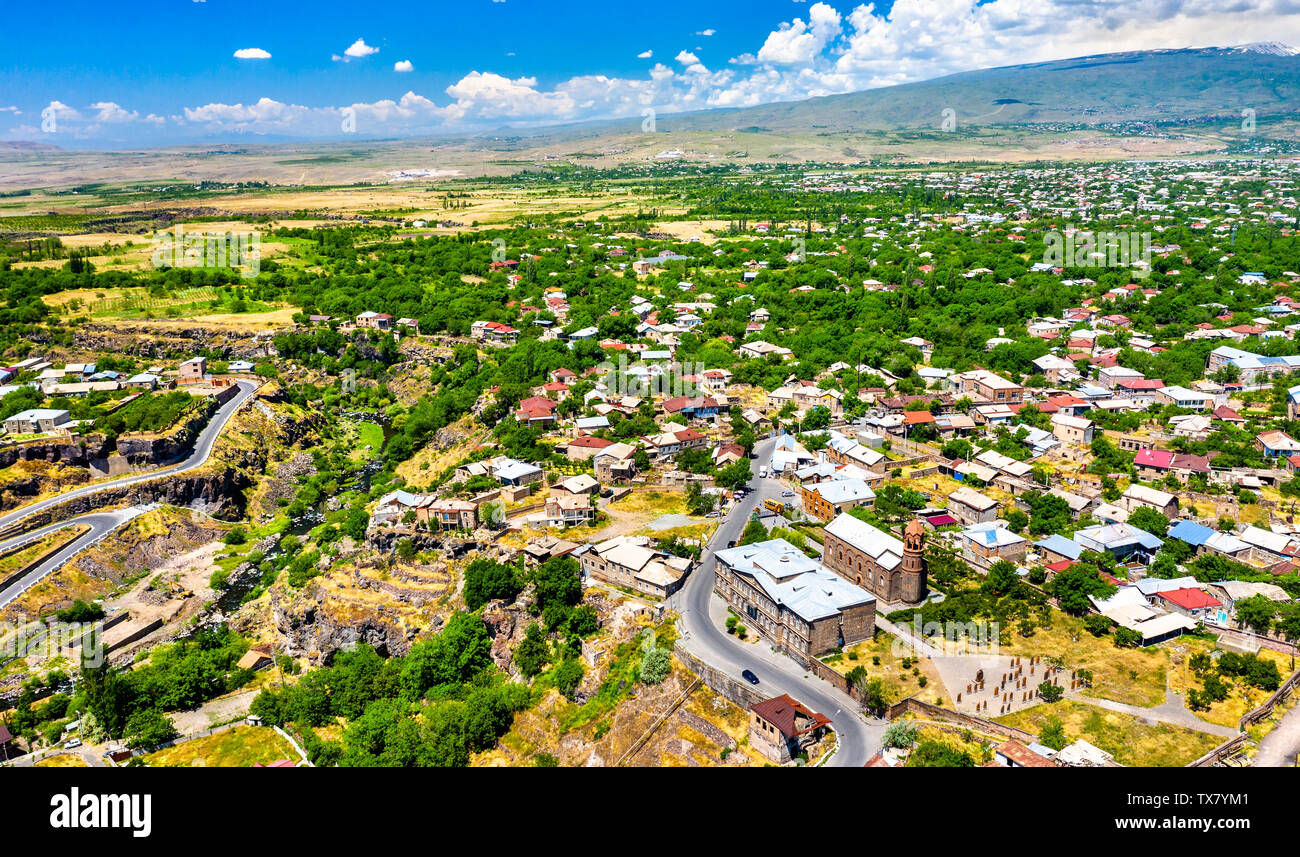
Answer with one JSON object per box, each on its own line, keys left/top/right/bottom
{"left": 1032, "top": 354, "right": 1080, "bottom": 384}
{"left": 355, "top": 311, "right": 394, "bottom": 330}
{"left": 1155, "top": 385, "right": 1215, "bottom": 410}
{"left": 470, "top": 320, "right": 520, "bottom": 345}
{"left": 991, "top": 740, "right": 1058, "bottom": 768}
{"left": 3, "top": 408, "right": 71, "bottom": 435}
{"left": 236, "top": 646, "right": 275, "bottom": 671}
{"left": 800, "top": 479, "right": 875, "bottom": 522}
{"left": 493, "top": 458, "right": 544, "bottom": 487}
{"left": 1050, "top": 414, "right": 1093, "bottom": 445}
{"left": 714, "top": 538, "right": 876, "bottom": 660}
{"left": 428, "top": 498, "right": 478, "bottom": 531}
{"left": 1073, "top": 523, "right": 1164, "bottom": 562}
{"left": 566, "top": 435, "right": 615, "bottom": 462}
{"left": 593, "top": 442, "right": 638, "bottom": 483}
{"left": 1120, "top": 484, "right": 1178, "bottom": 518}
{"left": 1208, "top": 345, "right": 1300, "bottom": 384}
{"left": 1166, "top": 520, "right": 1251, "bottom": 559}
{"left": 178, "top": 356, "right": 206, "bottom": 382}
{"left": 1157, "top": 587, "right": 1223, "bottom": 621}
{"left": 578, "top": 535, "right": 692, "bottom": 598}
{"left": 1256, "top": 430, "right": 1300, "bottom": 459}
{"left": 551, "top": 474, "right": 599, "bottom": 498}
{"left": 947, "top": 486, "right": 999, "bottom": 526}
{"left": 948, "top": 369, "right": 1023, "bottom": 405}
{"left": 958, "top": 521, "right": 1028, "bottom": 566}
{"left": 543, "top": 494, "right": 595, "bottom": 528}
{"left": 644, "top": 424, "right": 707, "bottom": 460}
{"left": 123, "top": 373, "right": 161, "bottom": 390}
{"left": 514, "top": 395, "right": 558, "bottom": 425}
{"left": 748, "top": 694, "right": 832, "bottom": 764}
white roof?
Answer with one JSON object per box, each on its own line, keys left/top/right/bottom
{"left": 825, "top": 513, "right": 904, "bottom": 569}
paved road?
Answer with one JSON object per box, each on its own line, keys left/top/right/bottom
{"left": 0, "top": 379, "right": 257, "bottom": 537}
{"left": 669, "top": 435, "right": 884, "bottom": 767}
{"left": 0, "top": 507, "right": 150, "bottom": 609}
{"left": 1253, "top": 693, "right": 1300, "bottom": 767}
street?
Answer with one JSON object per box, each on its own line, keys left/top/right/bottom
{"left": 669, "top": 434, "right": 884, "bottom": 767}
{"left": 0, "top": 379, "right": 258, "bottom": 536}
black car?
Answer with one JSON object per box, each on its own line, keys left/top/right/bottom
{"left": 742, "top": 669, "right": 759, "bottom": 685}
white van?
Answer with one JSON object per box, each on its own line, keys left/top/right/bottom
{"left": 758, "top": 467, "right": 768, "bottom": 479}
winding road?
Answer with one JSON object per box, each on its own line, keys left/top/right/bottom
{"left": 669, "top": 434, "right": 885, "bottom": 767}
{"left": 0, "top": 379, "right": 258, "bottom": 608}
{"left": 0, "top": 379, "right": 257, "bottom": 537}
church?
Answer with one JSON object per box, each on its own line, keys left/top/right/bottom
{"left": 820, "top": 513, "right": 928, "bottom": 606}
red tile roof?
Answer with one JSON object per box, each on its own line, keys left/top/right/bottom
{"left": 1160, "top": 587, "right": 1222, "bottom": 611}
{"left": 750, "top": 694, "right": 831, "bottom": 739}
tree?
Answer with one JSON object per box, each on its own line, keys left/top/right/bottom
{"left": 1046, "top": 562, "right": 1116, "bottom": 615}
{"left": 462, "top": 558, "right": 522, "bottom": 610}
{"left": 1039, "top": 715, "right": 1068, "bottom": 751}
{"left": 907, "top": 738, "right": 974, "bottom": 767}
{"left": 1127, "top": 506, "right": 1169, "bottom": 537}
{"left": 514, "top": 623, "right": 550, "bottom": 678}
{"left": 1038, "top": 681, "right": 1064, "bottom": 703}
{"left": 738, "top": 516, "right": 768, "bottom": 546}
{"left": 715, "top": 458, "right": 753, "bottom": 491}
{"left": 1113, "top": 627, "right": 1143, "bottom": 648}
{"left": 1234, "top": 595, "right": 1277, "bottom": 635}
{"left": 124, "top": 708, "right": 177, "bottom": 751}
{"left": 882, "top": 722, "right": 918, "bottom": 749}
{"left": 1084, "top": 614, "right": 1113, "bottom": 637}
{"left": 551, "top": 658, "right": 584, "bottom": 700}
{"left": 982, "top": 560, "right": 1019, "bottom": 597}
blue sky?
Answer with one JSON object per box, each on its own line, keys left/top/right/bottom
{"left": 4, "top": 0, "right": 1299, "bottom": 147}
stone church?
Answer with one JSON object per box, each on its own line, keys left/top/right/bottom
{"left": 821, "top": 513, "right": 928, "bottom": 606}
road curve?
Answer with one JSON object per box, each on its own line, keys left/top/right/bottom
{"left": 669, "top": 434, "right": 884, "bottom": 767}
{"left": 0, "top": 507, "right": 150, "bottom": 609}
{"left": 0, "top": 379, "right": 258, "bottom": 537}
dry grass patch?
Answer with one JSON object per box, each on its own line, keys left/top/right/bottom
{"left": 822, "top": 630, "right": 951, "bottom": 708}
{"left": 995, "top": 700, "right": 1222, "bottom": 767}
{"left": 997, "top": 609, "right": 1168, "bottom": 707}
{"left": 1165, "top": 637, "right": 1294, "bottom": 728}
{"left": 140, "top": 726, "right": 296, "bottom": 768}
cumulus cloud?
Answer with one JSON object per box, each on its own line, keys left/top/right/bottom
{"left": 343, "top": 38, "right": 380, "bottom": 58}
{"left": 697, "top": 28, "right": 716, "bottom": 36}
{"left": 637, "top": 49, "right": 653, "bottom": 58}
{"left": 90, "top": 102, "right": 138, "bottom": 123}
{"left": 394, "top": 59, "right": 414, "bottom": 72}
{"left": 233, "top": 47, "right": 271, "bottom": 59}
{"left": 756, "top": 2, "right": 842, "bottom": 65}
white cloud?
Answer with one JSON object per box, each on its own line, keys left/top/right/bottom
{"left": 0, "top": 106, "right": 19, "bottom": 114}
{"left": 90, "top": 102, "right": 138, "bottom": 123}
{"left": 343, "top": 38, "right": 380, "bottom": 58}
{"left": 233, "top": 47, "right": 271, "bottom": 59}
{"left": 394, "top": 59, "right": 414, "bottom": 72}
{"left": 756, "top": 2, "right": 842, "bottom": 65}
{"left": 697, "top": 28, "right": 716, "bottom": 36}
{"left": 638, "top": 49, "right": 653, "bottom": 58}
{"left": 675, "top": 50, "right": 701, "bottom": 65}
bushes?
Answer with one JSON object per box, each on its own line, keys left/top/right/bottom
{"left": 639, "top": 647, "right": 671, "bottom": 685}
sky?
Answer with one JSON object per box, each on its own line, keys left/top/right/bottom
{"left": 4, "top": 0, "right": 1300, "bottom": 147}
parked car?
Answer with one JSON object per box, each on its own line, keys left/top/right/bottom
{"left": 64, "top": 739, "right": 82, "bottom": 749}
{"left": 781, "top": 490, "right": 794, "bottom": 497}
{"left": 705, "top": 511, "right": 721, "bottom": 518}
{"left": 742, "top": 669, "right": 760, "bottom": 685}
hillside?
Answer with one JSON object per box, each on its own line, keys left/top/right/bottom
{"left": 653, "top": 44, "right": 1300, "bottom": 134}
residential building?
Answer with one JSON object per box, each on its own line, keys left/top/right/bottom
{"left": 748, "top": 694, "right": 831, "bottom": 764}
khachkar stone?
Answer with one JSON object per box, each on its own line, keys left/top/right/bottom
{"left": 898, "top": 518, "right": 927, "bottom": 604}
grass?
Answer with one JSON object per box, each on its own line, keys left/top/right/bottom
{"left": 1165, "top": 637, "right": 1295, "bottom": 728}
{"left": 140, "top": 726, "right": 297, "bottom": 767}
{"left": 35, "top": 754, "right": 90, "bottom": 768}
{"left": 995, "top": 700, "right": 1223, "bottom": 767}
{"left": 997, "top": 608, "right": 1169, "bottom": 707}
{"left": 821, "top": 630, "right": 951, "bottom": 708}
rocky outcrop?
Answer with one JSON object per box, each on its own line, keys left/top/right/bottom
{"left": 266, "top": 581, "right": 422, "bottom": 664}
{"left": 482, "top": 598, "right": 532, "bottom": 673}
{"left": 0, "top": 437, "right": 114, "bottom": 470}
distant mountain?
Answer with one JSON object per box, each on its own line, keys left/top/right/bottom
{"left": 0, "top": 140, "right": 62, "bottom": 152}
{"left": 652, "top": 44, "right": 1300, "bottom": 134}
